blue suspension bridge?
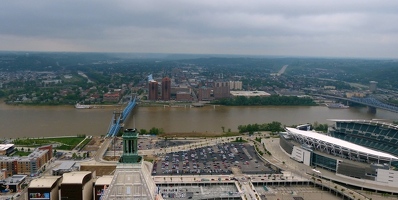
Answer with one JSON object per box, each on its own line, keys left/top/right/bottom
{"left": 106, "top": 96, "right": 137, "bottom": 137}
{"left": 316, "top": 94, "right": 398, "bottom": 113}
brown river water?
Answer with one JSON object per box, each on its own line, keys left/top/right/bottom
{"left": 0, "top": 102, "right": 397, "bottom": 139}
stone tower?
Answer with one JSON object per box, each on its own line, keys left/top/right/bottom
{"left": 119, "top": 128, "right": 141, "bottom": 163}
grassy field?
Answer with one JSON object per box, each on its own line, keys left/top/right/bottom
{"left": 13, "top": 136, "right": 87, "bottom": 150}
{"left": 14, "top": 150, "right": 32, "bottom": 157}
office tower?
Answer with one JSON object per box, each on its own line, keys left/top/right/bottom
{"left": 148, "top": 80, "right": 158, "bottom": 100}
{"left": 161, "top": 77, "right": 171, "bottom": 101}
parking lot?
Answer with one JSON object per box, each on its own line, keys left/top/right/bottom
{"left": 152, "top": 142, "right": 274, "bottom": 176}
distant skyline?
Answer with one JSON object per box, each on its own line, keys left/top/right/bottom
{"left": 1, "top": 1, "right": 398, "bottom": 58}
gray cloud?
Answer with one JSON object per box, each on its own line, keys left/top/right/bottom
{"left": 1, "top": 0, "right": 398, "bottom": 58}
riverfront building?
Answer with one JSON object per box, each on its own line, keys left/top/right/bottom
{"left": 103, "top": 91, "right": 121, "bottom": 103}
{"left": 198, "top": 86, "right": 212, "bottom": 101}
{"left": 280, "top": 121, "right": 398, "bottom": 187}
{"left": 0, "top": 144, "right": 15, "bottom": 156}
{"left": 213, "top": 81, "right": 230, "bottom": 99}
{"left": 229, "top": 81, "right": 242, "bottom": 90}
{"left": 148, "top": 80, "right": 158, "bottom": 101}
{"left": 161, "top": 77, "right": 171, "bottom": 101}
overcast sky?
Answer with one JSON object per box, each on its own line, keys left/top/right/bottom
{"left": 1, "top": 1, "right": 398, "bottom": 58}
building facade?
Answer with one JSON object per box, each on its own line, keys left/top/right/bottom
{"left": 60, "top": 171, "right": 93, "bottom": 200}
{"left": 176, "top": 92, "right": 192, "bottom": 101}
{"left": 198, "top": 86, "right": 211, "bottom": 101}
{"left": 148, "top": 80, "right": 158, "bottom": 101}
{"left": 229, "top": 81, "right": 242, "bottom": 90}
{"left": 0, "top": 145, "right": 52, "bottom": 176}
{"left": 213, "top": 81, "right": 230, "bottom": 99}
{"left": 28, "top": 176, "right": 61, "bottom": 200}
{"left": 103, "top": 92, "right": 121, "bottom": 102}
{"left": 161, "top": 77, "right": 171, "bottom": 101}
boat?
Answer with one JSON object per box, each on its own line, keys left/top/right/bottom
{"left": 75, "top": 103, "right": 92, "bottom": 109}
{"left": 325, "top": 103, "right": 349, "bottom": 109}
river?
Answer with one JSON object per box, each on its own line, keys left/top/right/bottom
{"left": 0, "top": 102, "right": 397, "bottom": 139}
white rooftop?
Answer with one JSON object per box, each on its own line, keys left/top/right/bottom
{"left": 62, "top": 171, "right": 91, "bottom": 184}
{"left": 230, "top": 91, "right": 271, "bottom": 97}
{"left": 286, "top": 127, "right": 398, "bottom": 160}
{"left": 0, "top": 144, "right": 14, "bottom": 151}
{"left": 29, "top": 176, "right": 61, "bottom": 188}
{"left": 95, "top": 175, "right": 114, "bottom": 186}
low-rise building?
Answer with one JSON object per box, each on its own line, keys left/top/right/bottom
{"left": 0, "top": 174, "right": 26, "bottom": 192}
{"left": 176, "top": 92, "right": 192, "bottom": 101}
{"left": 52, "top": 161, "right": 76, "bottom": 176}
{"left": 28, "top": 176, "right": 62, "bottom": 200}
{"left": 0, "top": 145, "right": 52, "bottom": 176}
{"left": 0, "top": 144, "right": 15, "bottom": 156}
{"left": 60, "top": 171, "right": 93, "bottom": 200}
{"left": 94, "top": 175, "right": 113, "bottom": 200}
{"left": 103, "top": 92, "right": 121, "bottom": 102}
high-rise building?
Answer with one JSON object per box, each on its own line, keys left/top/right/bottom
{"left": 198, "top": 86, "right": 211, "bottom": 101}
{"left": 161, "top": 77, "right": 171, "bottom": 101}
{"left": 369, "top": 81, "right": 378, "bottom": 93}
{"left": 229, "top": 81, "right": 243, "bottom": 90}
{"left": 148, "top": 80, "right": 158, "bottom": 101}
{"left": 213, "top": 81, "right": 230, "bottom": 99}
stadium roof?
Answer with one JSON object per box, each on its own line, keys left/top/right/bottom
{"left": 328, "top": 119, "right": 398, "bottom": 130}
{"left": 286, "top": 127, "right": 398, "bottom": 160}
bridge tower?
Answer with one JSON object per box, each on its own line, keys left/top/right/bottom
{"left": 368, "top": 106, "right": 377, "bottom": 114}
{"left": 120, "top": 128, "right": 141, "bottom": 163}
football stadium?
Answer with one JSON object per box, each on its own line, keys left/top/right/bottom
{"left": 280, "top": 120, "right": 398, "bottom": 189}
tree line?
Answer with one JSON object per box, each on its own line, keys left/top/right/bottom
{"left": 237, "top": 121, "right": 284, "bottom": 134}
{"left": 213, "top": 95, "right": 316, "bottom": 106}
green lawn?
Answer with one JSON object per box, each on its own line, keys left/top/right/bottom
{"left": 13, "top": 137, "right": 87, "bottom": 150}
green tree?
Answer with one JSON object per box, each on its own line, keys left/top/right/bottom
{"left": 140, "top": 129, "right": 147, "bottom": 134}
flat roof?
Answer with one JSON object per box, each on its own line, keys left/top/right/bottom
{"left": 230, "top": 91, "right": 271, "bottom": 97}
{"left": 62, "top": 171, "right": 91, "bottom": 184}
{"left": 53, "top": 161, "right": 76, "bottom": 171}
{"left": 29, "top": 176, "right": 61, "bottom": 188}
{"left": 0, "top": 144, "right": 14, "bottom": 151}
{"left": 286, "top": 127, "right": 398, "bottom": 160}
{"left": 3, "top": 175, "right": 27, "bottom": 185}
{"left": 95, "top": 175, "right": 114, "bottom": 185}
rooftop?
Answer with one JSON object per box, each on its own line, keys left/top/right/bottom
{"left": 62, "top": 171, "right": 91, "bottom": 184}
{"left": 230, "top": 91, "right": 271, "bottom": 97}
{"left": 53, "top": 161, "right": 76, "bottom": 171}
{"left": 95, "top": 175, "right": 114, "bottom": 186}
{"left": 0, "top": 144, "right": 14, "bottom": 151}
{"left": 3, "top": 175, "right": 27, "bottom": 185}
{"left": 29, "top": 176, "right": 61, "bottom": 188}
